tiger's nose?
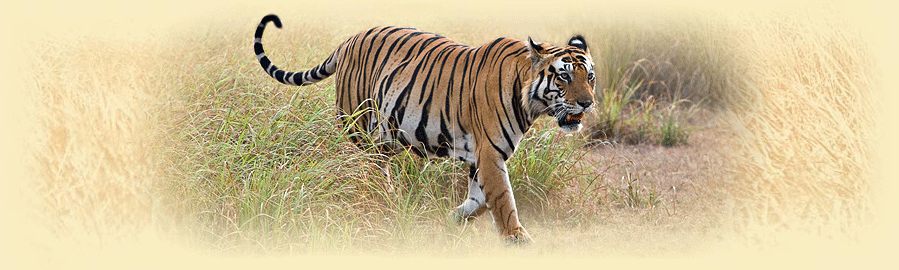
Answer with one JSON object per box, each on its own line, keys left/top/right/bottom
{"left": 578, "top": 100, "right": 593, "bottom": 109}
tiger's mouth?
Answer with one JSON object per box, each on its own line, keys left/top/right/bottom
{"left": 557, "top": 112, "right": 584, "bottom": 131}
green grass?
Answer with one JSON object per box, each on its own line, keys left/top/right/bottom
{"left": 508, "top": 123, "right": 592, "bottom": 210}
{"left": 583, "top": 16, "right": 728, "bottom": 147}
{"left": 607, "top": 171, "right": 661, "bottom": 210}
{"left": 657, "top": 100, "right": 695, "bottom": 147}
{"left": 586, "top": 67, "right": 698, "bottom": 147}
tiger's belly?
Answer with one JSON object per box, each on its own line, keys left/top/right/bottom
{"left": 377, "top": 116, "right": 476, "bottom": 164}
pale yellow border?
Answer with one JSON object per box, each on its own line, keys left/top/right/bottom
{"left": 2, "top": 0, "right": 894, "bottom": 268}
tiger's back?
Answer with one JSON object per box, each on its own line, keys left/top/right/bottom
{"left": 331, "top": 26, "right": 536, "bottom": 163}
{"left": 253, "top": 14, "right": 597, "bottom": 244}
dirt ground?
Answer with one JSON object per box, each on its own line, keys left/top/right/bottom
{"left": 450, "top": 109, "right": 738, "bottom": 257}
{"left": 588, "top": 108, "right": 730, "bottom": 211}
{"left": 579, "top": 109, "right": 732, "bottom": 255}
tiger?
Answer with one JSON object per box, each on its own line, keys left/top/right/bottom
{"left": 253, "top": 14, "right": 596, "bottom": 244}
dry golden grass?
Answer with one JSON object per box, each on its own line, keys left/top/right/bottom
{"left": 17, "top": 37, "right": 187, "bottom": 268}
{"left": 719, "top": 12, "right": 878, "bottom": 248}
{"left": 3, "top": 0, "right": 892, "bottom": 267}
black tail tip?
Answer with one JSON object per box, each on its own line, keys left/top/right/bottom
{"left": 261, "top": 14, "right": 282, "bottom": 28}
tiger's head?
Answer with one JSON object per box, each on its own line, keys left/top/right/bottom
{"left": 525, "top": 36, "right": 596, "bottom": 132}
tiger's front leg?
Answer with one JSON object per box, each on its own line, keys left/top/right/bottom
{"left": 477, "top": 151, "right": 531, "bottom": 244}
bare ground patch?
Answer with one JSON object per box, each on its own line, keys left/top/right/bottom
{"left": 432, "top": 109, "right": 735, "bottom": 258}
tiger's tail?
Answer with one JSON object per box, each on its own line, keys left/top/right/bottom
{"left": 253, "top": 14, "right": 336, "bottom": 86}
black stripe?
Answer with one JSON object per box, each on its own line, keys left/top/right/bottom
{"left": 309, "top": 68, "right": 322, "bottom": 80}
{"left": 444, "top": 49, "right": 465, "bottom": 134}
{"left": 255, "top": 14, "right": 281, "bottom": 38}
{"left": 505, "top": 208, "right": 516, "bottom": 228}
{"left": 392, "top": 35, "right": 432, "bottom": 124}
{"left": 259, "top": 57, "right": 272, "bottom": 74}
{"left": 253, "top": 42, "right": 264, "bottom": 55}
{"left": 457, "top": 49, "right": 474, "bottom": 135}
{"left": 489, "top": 49, "right": 519, "bottom": 155}
{"left": 320, "top": 53, "right": 336, "bottom": 76}
{"left": 374, "top": 29, "right": 421, "bottom": 117}
{"left": 343, "top": 33, "right": 364, "bottom": 106}
{"left": 437, "top": 112, "right": 452, "bottom": 151}
{"left": 273, "top": 70, "right": 286, "bottom": 83}
{"left": 350, "top": 27, "right": 382, "bottom": 107}
{"left": 494, "top": 110, "right": 516, "bottom": 157}
{"left": 413, "top": 43, "right": 443, "bottom": 151}
{"left": 291, "top": 73, "right": 304, "bottom": 85}
{"left": 484, "top": 134, "right": 509, "bottom": 161}
{"left": 494, "top": 190, "right": 510, "bottom": 224}
{"left": 492, "top": 44, "right": 525, "bottom": 135}
{"left": 511, "top": 75, "right": 529, "bottom": 133}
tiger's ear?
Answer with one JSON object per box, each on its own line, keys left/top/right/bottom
{"left": 568, "top": 35, "right": 589, "bottom": 54}
{"left": 526, "top": 37, "right": 550, "bottom": 63}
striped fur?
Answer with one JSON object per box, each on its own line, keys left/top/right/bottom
{"left": 253, "top": 14, "right": 596, "bottom": 243}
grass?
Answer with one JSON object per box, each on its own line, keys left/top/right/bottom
{"left": 585, "top": 16, "right": 728, "bottom": 147}
{"left": 508, "top": 123, "right": 592, "bottom": 210}
{"left": 586, "top": 66, "right": 698, "bottom": 147}
{"left": 719, "top": 12, "right": 877, "bottom": 246}
{"left": 17, "top": 2, "right": 880, "bottom": 262}
{"left": 609, "top": 170, "right": 661, "bottom": 209}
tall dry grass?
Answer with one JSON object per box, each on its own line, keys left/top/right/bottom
{"left": 719, "top": 12, "right": 878, "bottom": 248}
{"left": 27, "top": 38, "right": 179, "bottom": 249}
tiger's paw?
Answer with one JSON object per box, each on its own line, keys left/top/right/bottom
{"left": 452, "top": 204, "right": 487, "bottom": 225}
{"left": 450, "top": 207, "right": 466, "bottom": 225}
{"left": 504, "top": 228, "right": 532, "bottom": 246}
{"left": 451, "top": 206, "right": 479, "bottom": 225}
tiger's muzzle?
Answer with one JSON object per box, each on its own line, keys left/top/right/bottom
{"left": 556, "top": 100, "right": 594, "bottom": 132}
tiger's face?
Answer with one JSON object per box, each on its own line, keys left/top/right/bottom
{"left": 527, "top": 36, "right": 596, "bottom": 132}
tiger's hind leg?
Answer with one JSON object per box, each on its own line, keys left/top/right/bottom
{"left": 454, "top": 165, "right": 487, "bottom": 223}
